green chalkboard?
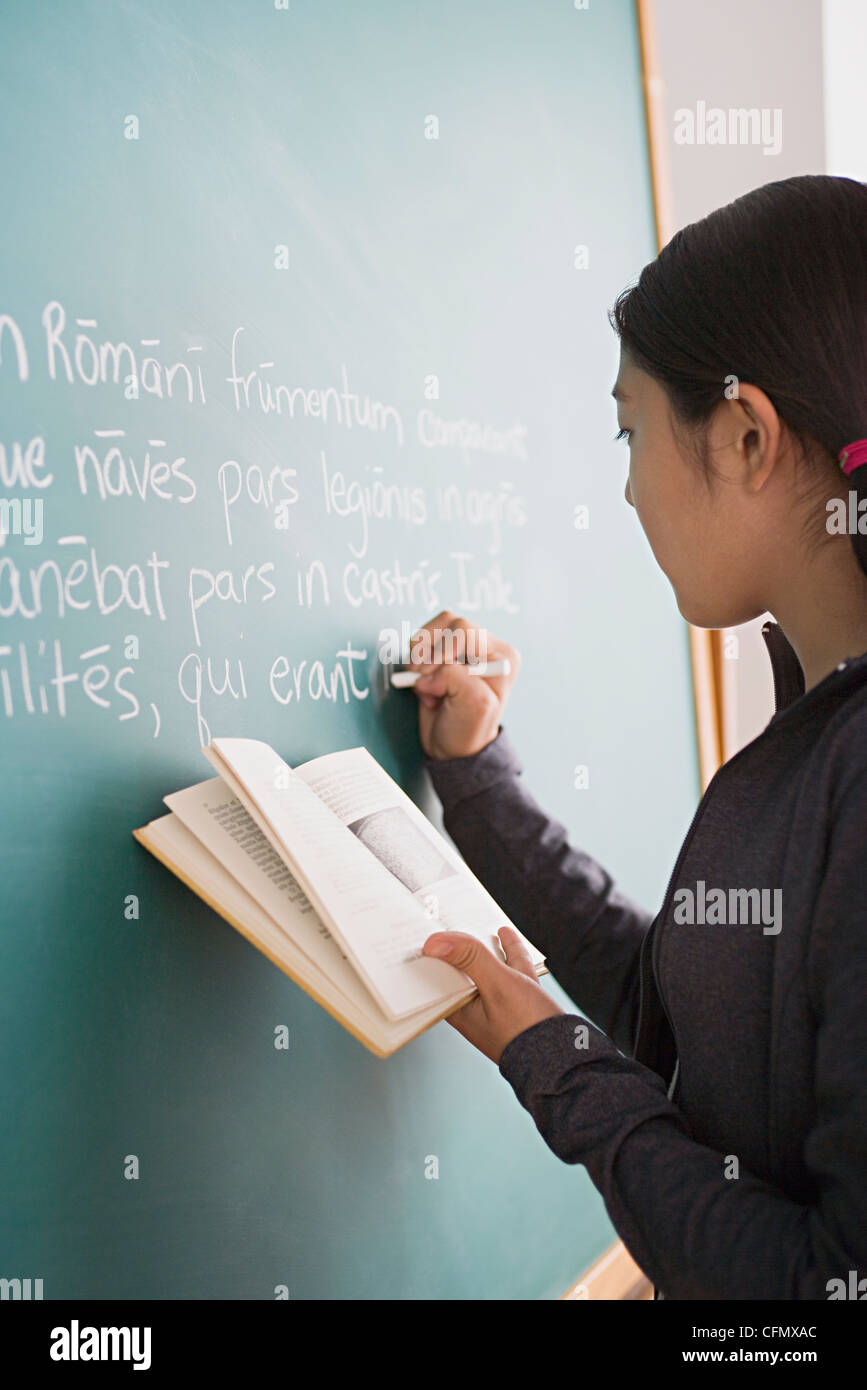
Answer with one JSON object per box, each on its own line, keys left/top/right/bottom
{"left": 0, "top": 0, "right": 699, "bottom": 1298}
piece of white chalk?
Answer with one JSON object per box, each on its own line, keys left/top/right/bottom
{"left": 390, "top": 658, "right": 511, "bottom": 688}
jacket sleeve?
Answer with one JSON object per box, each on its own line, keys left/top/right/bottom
{"left": 424, "top": 726, "right": 653, "bottom": 1057}
{"left": 495, "top": 753, "right": 867, "bottom": 1300}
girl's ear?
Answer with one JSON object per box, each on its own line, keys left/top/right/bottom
{"left": 712, "top": 383, "right": 782, "bottom": 492}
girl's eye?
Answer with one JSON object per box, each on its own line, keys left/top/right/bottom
{"left": 615, "top": 427, "right": 632, "bottom": 443}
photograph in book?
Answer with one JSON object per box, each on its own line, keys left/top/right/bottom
{"left": 348, "top": 808, "right": 458, "bottom": 895}
{"left": 287, "top": 742, "right": 547, "bottom": 963}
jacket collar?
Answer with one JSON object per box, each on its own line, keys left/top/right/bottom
{"left": 760, "top": 620, "right": 805, "bottom": 715}
{"left": 760, "top": 618, "right": 867, "bottom": 716}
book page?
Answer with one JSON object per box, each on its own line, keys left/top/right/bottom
{"left": 204, "top": 738, "right": 478, "bottom": 1022}
{"left": 295, "top": 747, "right": 545, "bottom": 967}
{"left": 164, "top": 777, "right": 357, "bottom": 996}
{"left": 136, "top": 813, "right": 470, "bottom": 1056}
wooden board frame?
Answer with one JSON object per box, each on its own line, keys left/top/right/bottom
{"left": 635, "top": 0, "right": 725, "bottom": 792}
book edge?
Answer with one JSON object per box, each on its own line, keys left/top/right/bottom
{"left": 132, "top": 822, "right": 394, "bottom": 1058}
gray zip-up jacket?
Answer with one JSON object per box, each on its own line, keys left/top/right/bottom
{"left": 423, "top": 621, "right": 867, "bottom": 1300}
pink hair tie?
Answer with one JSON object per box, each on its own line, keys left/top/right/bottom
{"left": 839, "top": 439, "right": 867, "bottom": 476}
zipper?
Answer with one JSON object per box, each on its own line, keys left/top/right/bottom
{"left": 649, "top": 724, "right": 777, "bottom": 1091}
{"left": 642, "top": 635, "right": 867, "bottom": 1091}
{"left": 650, "top": 787, "right": 712, "bottom": 1089}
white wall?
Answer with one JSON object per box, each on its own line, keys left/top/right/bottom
{"left": 823, "top": 0, "right": 867, "bottom": 179}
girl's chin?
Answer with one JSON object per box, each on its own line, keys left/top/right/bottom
{"left": 674, "top": 590, "right": 762, "bottom": 630}
{"left": 672, "top": 590, "right": 728, "bottom": 629}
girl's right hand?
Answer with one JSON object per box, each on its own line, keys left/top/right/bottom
{"left": 408, "top": 610, "right": 521, "bottom": 760}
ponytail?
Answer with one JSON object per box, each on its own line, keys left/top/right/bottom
{"left": 840, "top": 446, "right": 867, "bottom": 575}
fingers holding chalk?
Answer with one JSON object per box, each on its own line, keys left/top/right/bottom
{"left": 390, "top": 659, "right": 511, "bottom": 688}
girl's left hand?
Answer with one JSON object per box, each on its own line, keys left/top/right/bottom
{"left": 422, "top": 925, "right": 564, "bottom": 1064}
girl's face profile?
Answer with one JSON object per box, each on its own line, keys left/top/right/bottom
{"left": 612, "top": 347, "right": 773, "bottom": 631}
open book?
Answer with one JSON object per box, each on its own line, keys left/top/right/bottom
{"left": 133, "top": 739, "right": 547, "bottom": 1057}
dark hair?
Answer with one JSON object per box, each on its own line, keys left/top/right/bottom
{"left": 609, "top": 174, "right": 867, "bottom": 576}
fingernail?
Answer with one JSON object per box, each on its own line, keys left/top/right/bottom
{"left": 425, "top": 940, "right": 452, "bottom": 957}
